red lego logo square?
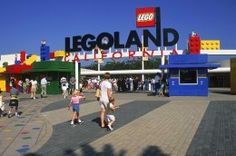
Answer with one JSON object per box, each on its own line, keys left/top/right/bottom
{"left": 136, "top": 7, "right": 156, "bottom": 27}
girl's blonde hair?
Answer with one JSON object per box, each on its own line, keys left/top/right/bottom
{"left": 72, "top": 89, "right": 80, "bottom": 96}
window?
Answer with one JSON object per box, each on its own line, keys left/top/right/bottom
{"left": 180, "top": 69, "right": 197, "bottom": 84}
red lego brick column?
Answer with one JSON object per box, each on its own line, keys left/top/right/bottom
{"left": 20, "top": 51, "right": 26, "bottom": 63}
{"left": 189, "top": 34, "right": 201, "bottom": 54}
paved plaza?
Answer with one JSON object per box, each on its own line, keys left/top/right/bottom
{"left": 0, "top": 89, "right": 236, "bottom": 156}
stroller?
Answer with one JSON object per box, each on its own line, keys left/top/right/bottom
{"left": 158, "top": 83, "right": 165, "bottom": 96}
{"left": 0, "top": 101, "right": 7, "bottom": 117}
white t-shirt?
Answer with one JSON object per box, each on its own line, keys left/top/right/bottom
{"left": 41, "top": 78, "right": 47, "bottom": 85}
{"left": 18, "top": 80, "right": 23, "bottom": 86}
{"left": 155, "top": 75, "right": 160, "bottom": 83}
{"left": 99, "top": 80, "right": 112, "bottom": 104}
{"left": 31, "top": 80, "right": 38, "bottom": 88}
{"left": 62, "top": 82, "right": 69, "bottom": 90}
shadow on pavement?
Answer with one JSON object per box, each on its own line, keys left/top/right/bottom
{"left": 79, "top": 144, "right": 168, "bottom": 156}
{"left": 210, "top": 90, "right": 234, "bottom": 95}
{"left": 209, "top": 88, "right": 234, "bottom": 95}
{"left": 24, "top": 144, "right": 168, "bottom": 156}
{"left": 24, "top": 153, "right": 41, "bottom": 156}
{"left": 91, "top": 117, "right": 101, "bottom": 127}
{"left": 141, "top": 145, "right": 169, "bottom": 156}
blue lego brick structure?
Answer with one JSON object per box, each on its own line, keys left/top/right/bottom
{"left": 40, "top": 45, "right": 50, "bottom": 61}
{"left": 160, "top": 54, "right": 220, "bottom": 96}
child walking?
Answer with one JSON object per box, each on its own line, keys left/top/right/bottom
{"left": 68, "top": 89, "right": 85, "bottom": 126}
{"left": 105, "top": 97, "right": 118, "bottom": 131}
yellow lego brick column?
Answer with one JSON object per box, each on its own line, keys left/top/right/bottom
{"left": 0, "top": 67, "right": 6, "bottom": 91}
{"left": 201, "top": 40, "right": 220, "bottom": 50}
{"left": 231, "top": 58, "right": 236, "bottom": 94}
{"left": 0, "top": 77, "right": 6, "bottom": 92}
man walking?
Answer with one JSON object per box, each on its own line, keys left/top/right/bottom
{"left": 40, "top": 76, "right": 47, "bottom": 98}
{"left": 99, "top": 72, "right": 113, "bottom": 128}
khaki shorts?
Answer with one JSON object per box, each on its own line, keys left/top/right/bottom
{"left": 99, "top": 101, "right": 108, "bottom": 109}
{"left": 31, "top": 87, "right": 37, "bottom": 92}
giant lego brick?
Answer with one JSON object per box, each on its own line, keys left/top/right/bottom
{"left": 49, "top": 52, "right": 55, "bottom": 59}
{"left": 0, "top": 77, "right": 6, "bottom": 91}
{"left": 201, "top": 40, "right": 220, "bottom": 50}
{"left": 40, "top": 45, "right": 50, "bottom": 61}
{"left": 54, "top": 50, "right": 65, "bottom": 57}
{"left": 20, "top": 51, "right": 26, "bottom": 62}
{"left": 189, "top": 36, "right": 201, "bottom": 54}
{"left": 24, "top": 55, "right": 38, "bottom": 65}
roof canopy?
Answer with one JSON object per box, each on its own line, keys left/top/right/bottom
{"left": 24, "top": 61, "right": 75, "bottom": 73}
{"left": 5, "top": 64, "right": 32, "bottom": 74}
{"left": 160, "top": 63, "right": 220, "bottom": 69}
{"left": 160, "top": 54, "right": 220, "bottom": 69}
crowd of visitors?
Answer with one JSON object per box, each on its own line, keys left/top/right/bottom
{"left": 81, "top": 73, "right": 168, "bottom": 96}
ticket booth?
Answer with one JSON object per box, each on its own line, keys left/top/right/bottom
{"left": 160, "top": 54, "right": 220, "bottom": 96}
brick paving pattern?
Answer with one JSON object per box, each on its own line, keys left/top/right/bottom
{"left": 0, "top": 89, "right": 235, "bottom": 156}
{"left": 186, "top": 101, "right": 236, "bottom": 156}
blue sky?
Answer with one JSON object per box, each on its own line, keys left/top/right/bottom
{"left": 0, "top": 0, "right": 235, "bottom": 55}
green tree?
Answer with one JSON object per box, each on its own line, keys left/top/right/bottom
{"left": 2, "top": 62, "right": 8, "bottom": 67}
{"left": 85, "top": 57, "right": 163, "bottom": 70}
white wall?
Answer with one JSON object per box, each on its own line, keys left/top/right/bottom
{"left": 0, "top": 53, "right": 20, "bottom": 67}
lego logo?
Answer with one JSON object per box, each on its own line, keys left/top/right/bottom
{"left": 137, "top": 13, "right": 154, "bottom": 22}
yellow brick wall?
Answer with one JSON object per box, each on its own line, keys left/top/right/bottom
{"left": 231, "top": 58, "right": 236, "bottom": 94}
{"left": 201, "top": 40, "right": 220, "bottom": 50}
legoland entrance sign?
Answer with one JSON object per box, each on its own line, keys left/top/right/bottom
{"left": 64, "top": 7, "right": 179, "bottom": 61}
